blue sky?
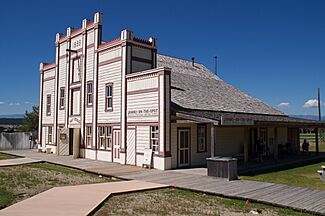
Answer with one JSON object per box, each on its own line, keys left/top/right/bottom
{"left": 0, "top": 0, "right": 324, "bottom": 115}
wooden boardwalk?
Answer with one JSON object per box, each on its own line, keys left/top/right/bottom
{"left": 2, "top": 150, "right": 325, "bottom": 215}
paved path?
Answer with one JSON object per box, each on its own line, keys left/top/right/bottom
{"left": 0, "top": 180, "right": 167, "bottom": 216}
{"left": 2, "top": 150, "right": 325, "bottom": 215}
{"left": 0, "top": 157, "right": 41, "bottom": 167}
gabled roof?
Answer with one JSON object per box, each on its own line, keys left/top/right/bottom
{"left": 157, "top": 54, "right": 285, "bottom": 116}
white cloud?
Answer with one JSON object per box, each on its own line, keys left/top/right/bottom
{"left": 303, "top": 99, "right": 321, "bottom": 108}
{"left": 25, "top": 101, "right": 31, "bottom": 104}
{"left": 277, "top": 102, "right": 290, "bottom": 107}
{"left": 0, "top": 102, "right": 4, "bottom": 105}
{"left": 9, "top": 102, "right": 21, "bottom": 106}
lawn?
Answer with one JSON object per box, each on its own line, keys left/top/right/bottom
{"left": 0, "top": 162, "right": 114, "bottom": 209}
{"left": 93, "top": 188, "right": 313, "bottom": 216}
{"left": 0, "top": 152, "right": 18, "bottom": 160}
{"left": 240, "top": 161, "right": 325, "bottom": 190}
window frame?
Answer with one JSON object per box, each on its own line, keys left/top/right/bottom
{"left": 46, "top": 94, "right": 51, "bottom": 116}
{"left": 86, "top": 81, "right": 93, "bottom": 107}
{"left": 72, "top": 57, "right": 81, "bottom": 83}
{"left": 105, "top": 83, "right": 113, "bottom": 112}
{"left": 150, "top": 126, "right": 159, "bottom": 152}
{"left": 59, "top": 87, "right": 65, "bottom": 110}
{"left": 98, "top": 126, "right": 105, "bottom": 149}
{"left": 86, "top": 126, "right": 92, "bottom": 147}
{"left": 197, "top": 124, "right": 207, "bottom": 153}
{"left": 105, "top": 126, "right": 112, "bottom": 150}
{"left": 48, "top": 126, "right": 53, "bottom": 144}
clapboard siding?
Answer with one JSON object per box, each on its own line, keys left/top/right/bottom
{"left": 58, "top": 57, "right": 66, "bottom": 124}
{"left": 132, "top": 46, "right": 152, "bottom": 60}
{"left": 99, "top": 47, "right": 121, "bottom": 62}
{"left": 136, "top": 126, "right": 150, "bottom": 153}
{"left": 42, "top": 79, "right": 55, "bottom": 124}
{"left": 127, "top": 92, "right": 158, "bottom": 122}
{"left": 127, "top": 75, "right": 158, "bottom": 92}
{"left": 278, "top": 127, "right": 288, "bottom": 144}
{"left": 215, "top": 127, "right": 245, "bottom": 156}
{"left": 87, "top": 30, "right": 94, "bottom": 45}
{"left": 59, "top": 42, "right": 67, "bottom": 57}
{"left": 97, "top": 61, "right": 122, "bottom": 123}
{"left": 43, "top": 68, "right": 55, "bottom": 79}
{"left": 85, "top": 47, "right": 94, "bottom": 123}
{"left": 132, "top": 61, "right": 151, "bottom": 73}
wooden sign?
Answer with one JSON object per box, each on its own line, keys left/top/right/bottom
{"left": 143, "top": 148, "right": 153, "bottom": 168}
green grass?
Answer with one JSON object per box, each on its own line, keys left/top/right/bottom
{"left": 0, "top": 152, "right": 18, "bottom": 160}
{"left": 93, "top": 188, "right": 313, "bottom": 216}
{"left": 0, "top": 162, "right": 114, "bottom": 209}
{"left": 240, "top": 161, "right": 325, "bottom": 190}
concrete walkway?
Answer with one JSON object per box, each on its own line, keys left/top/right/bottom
{"left": 0, "top": 180, "right": 167, "bottom": 216}
{"left": 0, "top": 157, "right": 41, "bottom": 167}
{"left": 2, "top": 150, "right": 325, "bottom": 215}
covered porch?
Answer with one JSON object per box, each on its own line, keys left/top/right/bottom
{"left": 171, "top": 110, "right": 325, "bottom": 171}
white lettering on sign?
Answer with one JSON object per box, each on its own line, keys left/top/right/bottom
{"left": 72, "top": 39, "right": 82, "bottom": 49}
{"left": 128, "top": 108, "right": 158, "bottom": 117}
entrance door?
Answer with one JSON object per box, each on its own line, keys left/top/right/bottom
{"left": 178, "top": 129, "right": 190, "bottom": 167}
{"left": 126, "top": 129, "right": 136, "bottom": 165}
{"left": 113, "top": 130, "right": 121, "bottom": 163}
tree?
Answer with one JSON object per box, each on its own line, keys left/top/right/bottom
{"left": 20, "top": 106, "right": 39, "bottom": 132}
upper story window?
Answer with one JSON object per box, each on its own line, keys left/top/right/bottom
{"left": 46, "top": 95, "right": 51, "bottom": 116}
{"left": 72, "top": 58, "right": 81, "bottom": 83}
{"left": 197, "top": 124, "right": 207, "bottom": 152}
{"left": 71, "top": 88, "right": 80, "bottom": 116}
{"left": 87, "top": 81, "right": 93, "bottom": 106}
{"left": 150, "top": 126, "right": 159, "bottom": 152}
{"left": 105, "top": 83, "right": 113, "bottom": 111}
{"left": 59, "top": 88, "right": 65, "bottom": 109}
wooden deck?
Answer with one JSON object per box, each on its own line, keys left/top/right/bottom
{"left": 2, "top": 149, "right": 325, "bottom": 215}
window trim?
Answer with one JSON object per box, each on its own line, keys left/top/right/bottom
{"left": 59, "top": 87, "right": 65, "bottom": 110}
{"left": 86, "top": 126, "right": 92, "bottom": 148}
{"left": 150, "top": 126, "right": 159, "bottom": 152}
{"left": 105, "top": 83, "right": 113, "bottom": 112}
{"left": 197, "top": 124, "right": 207, "bottom": 153}
{"left": 46, "top": 94, "right": 51, "bottom": 116}
{"left": 86, "top": 81, "right": 93, "bottom": 107}
{"left": 105, "top": 126, "right": 112, "bottom": 150}
{"left": 48, "top": 126, "right": 53, "bottom": 144}
{"left": 72, "top": 57, "right": 81, "bottom": 84}
{"left": 98, "top": 126, "right": 105, "bottom": 149}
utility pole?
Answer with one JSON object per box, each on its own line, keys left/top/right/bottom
{"left": 214, "top": 56, "right": 217, "bottom": 75}
{"left": 318, "top": 88, "right": 321, "bottom": 121}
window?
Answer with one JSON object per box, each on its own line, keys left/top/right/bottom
{"left": 105, "top": 84, "right": 113, "bottom": 111}
{"left": 197, "top": 124, "right": 206, "bottom": 152}
{"left": 46, "top": 95, "right": 51, "bottom": 116}
{"left": 87, "top": 82, "right": 93, "bottom": 106}
{"left": 71, "top": 88, "right": 80, "bottom": 115}
{"left": 72, "top": 58, "right": 81, "bottom": 83}
{"left": 98, "top": 127, "right": 105, "bottom": 149}
{"left": 48, "top": 126, "right": 52, "bottom": 144}
{"left": 59, "top": 88, "right": 65, "bottom": 109}
{"left": 150, "top": 126, "right": 159, "bottom": 152}
{"left": 86, "top": 126, "right": 92, "bottom": 147}
{"left": 106, "top": 126, "right": 112, "bottom": 149}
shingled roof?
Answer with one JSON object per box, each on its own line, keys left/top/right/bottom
{"left": 157, "top": 54, "right": 285, "bottom": 116}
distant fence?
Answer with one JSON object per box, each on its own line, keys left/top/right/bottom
{"left": 300, "top": 132, "right": 325, "bottom": 143}
{"left": 0, "top": 132, "right": 37, "bottom": 150}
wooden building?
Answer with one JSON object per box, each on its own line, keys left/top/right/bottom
{"left": 39, "top": 13, "right": 324, "bottom": 170}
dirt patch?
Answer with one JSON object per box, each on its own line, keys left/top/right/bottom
{"left": 93, "top": 188, "right": 310, "bottom": 216}
{"left": 0, "top": 162, "right": 114, "bottom": 209}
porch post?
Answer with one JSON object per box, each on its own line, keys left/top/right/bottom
{"left": 244, "top": 127, "right": 249, "bottom": 164}
{"left": 274, "top": 127, "right": 278, "bottom": 160}
{"left": 315, "top": 128, "right": 319, "bottom": 153}
{"left": 211, "top": 124, "right": 215, "bottom": 157}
